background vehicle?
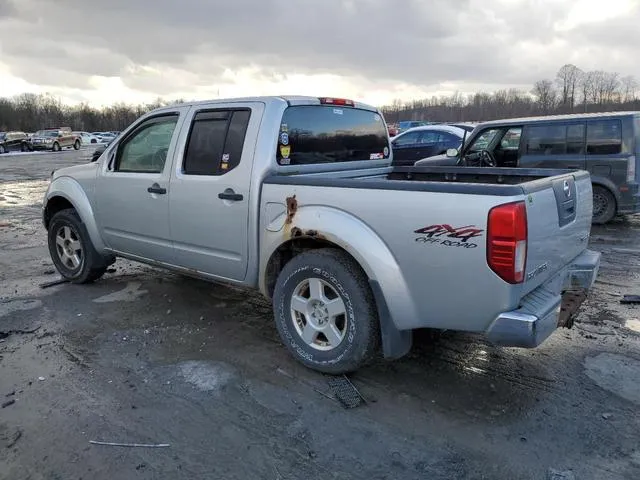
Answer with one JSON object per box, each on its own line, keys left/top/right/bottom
{"left": 391, "top": 125, "right": 467, "bottom": 166}
{"left": 29, "top": 128, "right": 80, "bottom": 151}
{"left": 420, "top": 112, "right": 640, "bottom": 224}
{"left": 0, "top": 131, "right": 29, "bottom": 153}
{"left": 42, "top": 96, "right": 599, "bottom": 374}
{"left": 397, "top": 120, "right": 428, "bottom": 133}
{"left": 73, "top": 131, "right": 99, "bottom": 145}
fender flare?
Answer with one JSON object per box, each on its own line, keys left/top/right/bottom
{"left": 44, "top": 176, "right": 107, "bottom": 253}
{"left": 260, "top": 205, "right": 416, "bottom": 359}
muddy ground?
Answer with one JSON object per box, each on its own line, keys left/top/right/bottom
{"left": 1, "top": 149, "right": 639, "bottom": 480}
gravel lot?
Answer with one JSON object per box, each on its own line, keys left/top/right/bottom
{"left": 1, "top": 149, "right": 639, "bottom": 480}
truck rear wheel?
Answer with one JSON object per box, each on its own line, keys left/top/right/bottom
{"left": 592, "top": 185, "right": 616, "bottom": 224}
{"left": 73, "top": 140, "right": 81, "bottom": 150}
{"left": 48, "top": 208, "right": 112, "bottom": 284}
{"left": 273, "top": 248, "right": 380, "bottom": 374}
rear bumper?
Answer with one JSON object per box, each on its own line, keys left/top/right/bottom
{"left": 485, "top": 249, "right": 600, "bottom": 348}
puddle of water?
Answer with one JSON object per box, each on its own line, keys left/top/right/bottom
{"left": 584, "top": 353, "right": 640, "bottom": 405}
{"left": 178, "top": 360, "right": 234, "bottom": 393}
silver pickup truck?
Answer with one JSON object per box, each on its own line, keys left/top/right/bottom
{"left": 42, "top": 96, "right": 600, "bottom": 374}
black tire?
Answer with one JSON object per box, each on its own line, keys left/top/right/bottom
{"left": 52, "top": 142, "right": 61, "bottom": 152}
{"left": 21, "top": 143, "right": 26, "bottom": 152}
{"left": 48, "top": 208, "right": 113, "bottom": 283}
{"left": 73, "top": 140, "right": 81, "bottom": 150}
{"left": 273, "top": 248, "right": 380, "bottom": 374}
{"left": 592, "top": 185, "right": 616, "bottom": 224}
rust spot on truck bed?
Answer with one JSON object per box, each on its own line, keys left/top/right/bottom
{"left": 285, "top": 195, "right": 297, "bottom": 224}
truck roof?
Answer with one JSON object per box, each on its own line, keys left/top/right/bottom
{"left": 152, "top": 96, "right": 379, "bottom": 114}
{"left": 478, "top": 111, "right": 640, "bottom": 128}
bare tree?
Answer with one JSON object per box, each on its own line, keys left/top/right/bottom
{"left": 620, "top": 75, "right": 638, "bottom": 103}
{"left": 556, "top": 64, "right": 582, "bottom": 110}
{"left": 531, "top": 79, "right": 557, "bottom": 113}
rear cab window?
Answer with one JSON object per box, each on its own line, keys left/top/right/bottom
{"left": 276, "top": 104, "right": 390, "bottom": 165}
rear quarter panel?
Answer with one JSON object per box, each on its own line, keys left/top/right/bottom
{"left": 260, "top": 183, "right": 524, "bottom": 333}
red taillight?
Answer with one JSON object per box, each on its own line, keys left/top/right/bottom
{"left": 487, "top": 201, "right": 527, "bottom": 284}
{"left": 319, "top": 97, "right": 354, "bottom": 107}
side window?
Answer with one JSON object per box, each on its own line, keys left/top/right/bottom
{"left": 566, "top": 124, "right": 585, "bottom": 154}
{"left": 418, "top": 131, "right": 439, "bottom": 144}
{"left": 469, "top": 128, "right": 500, "bottom": 151}
{"left": 116, "top": 115, "right": 179, "bottom": 173}
{"left": 587, "top": 120, "right": 622, "bottom": 155}
{"left": 525, "top": 124, "right": 566, "bottom": 155}
{"left": 393, "top": 132, "right": 420, "bottom": 146}
{"left": 499, "top": 127, "right": 522, "bottom": 150}
{"left": 183, "top": 109, "right": 251, "bottom": 176}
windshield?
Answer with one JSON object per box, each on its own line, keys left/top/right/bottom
{"left": 276, "top": 105, "right": 389, "bottom": 165}
{"left": 0, "top": 133, "right": 6, "bottom": 141}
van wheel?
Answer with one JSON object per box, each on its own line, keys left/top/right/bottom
{"left": 73, "top": 140, "right": 81, "bottom": 150}
{"left": 52, "top": 142, "right": 61, "bottom": 152}
{"left": 48, "top": 209, "right": 112, "bottom": 283}
{"left": 273, "top": 248, "right": 380, "bottom": 374}
{"left": 592, "top": 186, "right": 616, "bottom": 224}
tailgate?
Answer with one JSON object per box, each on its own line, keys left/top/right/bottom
{"left": 521, "top": 170, "right": 593, "bottom": 294}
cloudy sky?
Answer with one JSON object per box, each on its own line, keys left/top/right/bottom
{"left": 0, "top": 0, "right": 638, "bottom": 107}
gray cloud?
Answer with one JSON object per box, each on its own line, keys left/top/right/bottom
{"left": 1, "top": 0, "right": 639, "bottom": 100}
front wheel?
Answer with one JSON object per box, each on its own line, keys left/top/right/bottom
{"left": 52, "top": 142, "right": 61, "bottom": 152}
{"left": 73, "top": 140, "right": 81, "bottom": 150}
{"left": 48, "top": 209, "right": 111, "bottom": 283}
{"left": 592, "top": 185, "right": 616, "bottom": 224}
{"left": 273, "top": 248, "right": 380, "bottom": 374}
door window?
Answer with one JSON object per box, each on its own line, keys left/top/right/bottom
{"left": 499, "top": 128, "right": 522, "bottom": 150}
{"left": 183, "top": 109, "right": 251, "bottom": 176}
{"left": 467, "top": 128, "right": 500, "bottom": 151}
{"left": 115, "top": 115, "right": 179, "bottom": 173}
{"left": 587, "top": 120, "right": 622, "bottom": 155}
{"left": 418, "top": 131, "right": 440, "bottom": 144}
{"left": 393, "top": 131, "right": 421, "bottom": 146}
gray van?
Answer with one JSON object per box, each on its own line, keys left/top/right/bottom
{"left": 415, "top": 112, "right": 640, "bottom": 224}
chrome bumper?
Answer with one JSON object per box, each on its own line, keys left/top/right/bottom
{"left": 486, "top": 249, "right": 601, "bottom": 348}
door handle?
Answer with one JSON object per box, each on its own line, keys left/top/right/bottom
{"left": 218, "top": 191, "right": 243, "bottom": 201}
{"left": 147, "top": 183, "right": 167, "bottom": 195}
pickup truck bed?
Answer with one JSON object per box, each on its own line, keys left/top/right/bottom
{"left": 262, "top": 165, "right": 598, "bottom": 353}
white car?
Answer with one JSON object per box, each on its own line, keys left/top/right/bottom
{"left": 73, "top": 132, "right": 100, "bottom": 145}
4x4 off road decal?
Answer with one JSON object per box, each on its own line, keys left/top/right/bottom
{"left": 414, "top": 224, "right": 484, "bottom": 249}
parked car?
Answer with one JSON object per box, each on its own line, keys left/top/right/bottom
{"left": 29, "top": 128, "right": 80, "bottom": 152}
{"left": 390, "top": 125, "right": 467, "bottom": 166}
{"left": 0, "top": 131, "right": 29, "bottom": 153}
{"left": 73, "top": 131, "right": 99, "bottom": 145}
{"left": 417, "top": 112, "right": 640, "bottom": 224}
{"left": 42, "top": 95, "right": 600, "bottom": 374}
{"left": 396, "top": 120, "right": 428, "bottom": 133}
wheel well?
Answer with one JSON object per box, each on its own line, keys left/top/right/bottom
{"left": 264, "top": 237, "right": 364, "bottom": 298}
{"left": 592, "top": 182, "right": 618, "bottom": 210}
{"left": 44, "top": 196, "right": 75, "bottom": 229}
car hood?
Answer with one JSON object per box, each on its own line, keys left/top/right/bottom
{"left": 52, "top": 161, "right": 98, "bottom": 181}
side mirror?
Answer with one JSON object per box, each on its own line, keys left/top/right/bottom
{"left": 446, "top": 148, "right": 459, "bottom": 157}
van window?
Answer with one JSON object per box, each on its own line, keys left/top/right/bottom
{"left": 276, "top": 106, "right": 389, "bottom": 165}
{"left": 587, "top": 120, "right": 622, "bottom": 155}
{"left": 524, "top": 123, "right": 586, "bottom": 155}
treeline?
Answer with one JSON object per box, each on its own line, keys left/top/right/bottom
{"left": 0, "top": 93, "right": 185, "bottom": 132}
{"left": 1, "top": 64, "right": 639, "bottom": 131}
{"left": 381, "top": 64, "right": 640, "bottom": 123}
